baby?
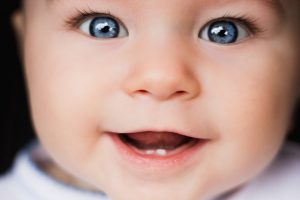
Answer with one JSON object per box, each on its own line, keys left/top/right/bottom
{"left": 1, "top": 0, "right": 300, "bottom": 199}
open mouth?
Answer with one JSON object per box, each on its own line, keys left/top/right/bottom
{"left": 113, "top": 131, "right": 203, "bottom": 157}
{"left": 108, "top": 130, "right": 208, "bottom": 171}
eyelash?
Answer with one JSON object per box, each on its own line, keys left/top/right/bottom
{"left": 65, "top": 8, "right": 114, "bottom": 29}
{"left": 208, "top": 13, "right": 264, "bottom": 35}
{"left": 65, "top": 8, "right": 264, "bottom": 36}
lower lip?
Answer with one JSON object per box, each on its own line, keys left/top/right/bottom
{"left": 108, "top": 132, "right": 207, "bottom": 171}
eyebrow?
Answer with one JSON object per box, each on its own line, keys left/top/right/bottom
{"left": 46, "top": 0, "right": 285, "bottom": 16}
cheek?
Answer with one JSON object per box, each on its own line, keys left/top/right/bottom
{"left": 201, "top": 40, "right": 299, "bottom": 184}
{"left": 23, "top": 29, "right": 120, "bottom": 171}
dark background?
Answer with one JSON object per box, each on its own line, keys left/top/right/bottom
{"left": 0, "top": 1, "right": 299, "bottom": 175}
{"left": 0, "top": 1, "right": 35, "bottom": 174}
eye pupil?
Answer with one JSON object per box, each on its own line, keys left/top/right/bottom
{"left": 218, "top": 29, "right": 228, "bottom": 37}
{"left": 102, "top": 26, "right": 110, "bottom": 33}
{"left": 208, "top": 21, "right": 238, "bottom": 44}
{"left": 89, "top": 17, "right": 120, "bottom": 38}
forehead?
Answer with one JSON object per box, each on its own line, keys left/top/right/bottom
{"left": 46, "top": 0, "right": 284, "bottom": 14}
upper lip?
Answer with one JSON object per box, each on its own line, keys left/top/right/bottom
{"left": 105, "top": 128, "right": 209, "bottom": 140}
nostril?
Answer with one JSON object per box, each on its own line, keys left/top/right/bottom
{"left": 137, "top": 90, "right": 149, "bottom": 94}
{"left": 171, "top": 90, "right": 188, "bottom": 98}
{"left": 134, "top": 89, "right": 190, "bottom": 100}
{"left": 176, "top": 91, "right": 186, "bottom": 94}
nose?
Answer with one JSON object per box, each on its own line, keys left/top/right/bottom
{"left": 123, "top": 46, "right": 200, "bottom": 101}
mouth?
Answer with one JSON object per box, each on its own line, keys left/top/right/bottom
{"left": 118, "top": 131, "right": 200, "bottom": 157}
{"left": 108, "top": 130, "right": 208, "bottom": 169}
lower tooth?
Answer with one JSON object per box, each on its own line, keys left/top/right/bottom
{"left": 145, "top": 149, "right": 167, "bottom": 156}
{"left": 156, "top": 149, "right": 167, "bottom": 156}
{"left": 146, "top": 150, "right": 155, "bottom": 155}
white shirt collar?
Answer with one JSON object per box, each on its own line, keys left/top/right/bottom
{"left": 11, "top": 141, "right": 109, "bottom": 200}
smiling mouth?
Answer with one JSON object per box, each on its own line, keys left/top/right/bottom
{"left": 114, "top": 131, "right": 203, "bottom": 157}
{"left": 108, "top": 130, "right": 208, "bottom": 171}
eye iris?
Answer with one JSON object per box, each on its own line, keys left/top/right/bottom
{"left": 89, "top": 17, "right": 120, "bottom": 38}
{"left": 208, "top": 21, "right": 238, "bottom": 44}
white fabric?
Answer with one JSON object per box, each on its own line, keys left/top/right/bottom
{"left": 224, "top": 141, "right": 300, "bottom": 200}
{"left": 0, "top": 142, "right": 108, "bottom": 200}
{"left": 0, "top": 141, "right": 300, "bottom": 200}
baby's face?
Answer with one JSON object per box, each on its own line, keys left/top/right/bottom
{"left": 19, "top": 0, "right": 299, "bottom": 199}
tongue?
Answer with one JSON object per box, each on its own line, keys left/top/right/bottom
{"left": 124, "top": 132, "right": 191, "bottom": 150}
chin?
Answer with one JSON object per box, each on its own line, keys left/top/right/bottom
{"left": 104, "top": 179, "right": 217, "bottom": 200}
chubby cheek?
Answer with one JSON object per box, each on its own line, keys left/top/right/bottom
{"left": 203, "top": 39, "right": 299, "bottom": 187}
{"left": 23, "top": 31, "right": 120, "bottom": 180}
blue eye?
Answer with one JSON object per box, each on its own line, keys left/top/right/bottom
{"left": 200, "top": 20, "right": 250, "bottom": 44}
{"left": 80, "top": 16, "right": 128, "bottom": 38}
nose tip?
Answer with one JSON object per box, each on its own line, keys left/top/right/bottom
{"left": 123, "top": 66, "right": 200, "bottom": 101}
